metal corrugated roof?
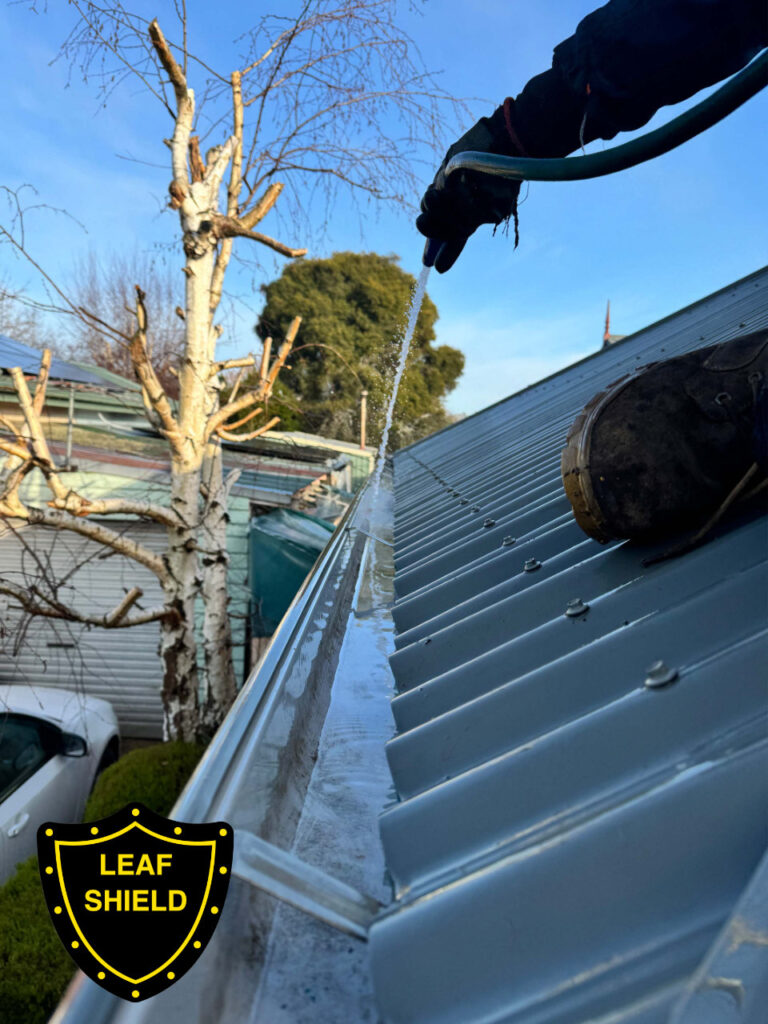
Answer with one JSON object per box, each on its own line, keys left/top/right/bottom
{"left": 40, "top": 440, "right": 332, "bottom": 504}
{"left": 369, "top": 267, "right": 768, "bottom": 1024}
{"left": 68, "top": 360, "right": 143, "bottom": 391}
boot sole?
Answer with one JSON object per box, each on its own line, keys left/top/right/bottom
{"left": 561, "top": 372, "right": 639, "bottom": 543}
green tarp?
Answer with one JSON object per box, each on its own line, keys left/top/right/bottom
{"left": 249, "top": 508, "right": 334, "bottom": 637}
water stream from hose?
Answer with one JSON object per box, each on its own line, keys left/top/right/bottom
{"left": 369, "top": 265, "right": 431, "bottom": 507}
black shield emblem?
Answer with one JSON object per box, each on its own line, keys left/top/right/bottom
{"left": 37, "top": 802, "right": 233, "bottom": 1001}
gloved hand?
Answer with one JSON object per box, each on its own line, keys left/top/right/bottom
{"left": 417, "top": 103, "right": 524, "bottom": 273}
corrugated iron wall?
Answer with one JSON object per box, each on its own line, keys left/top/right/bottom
{"left": 370, "top": 268, "right": 768, "bottom": 1024}
{"left": 0, "top": 520, "right": 166, "bottom": 738}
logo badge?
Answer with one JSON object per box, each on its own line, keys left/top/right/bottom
{"left": 38, "top": 803, "right": 233, "bottom": 1001}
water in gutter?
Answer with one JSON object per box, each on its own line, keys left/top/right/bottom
{"left": 248, "top": 486, "right": 398, "bottom": 1022}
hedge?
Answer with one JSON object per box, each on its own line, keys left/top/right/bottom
{"left": 85, "top": 740, "right": 206, "bottom": 820}
{"left": 0, "top": 855, "right": 74, "bottom": 1024}
{"left": 0, "top": 740, "right": 205, "bottom": 1024}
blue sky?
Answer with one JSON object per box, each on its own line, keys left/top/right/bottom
{"left": 1, "top": 1, "right": 766, "bottom": 416}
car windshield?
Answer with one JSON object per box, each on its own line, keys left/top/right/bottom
{"left": 0, "top": 714, "right": 59, "bottom": 801}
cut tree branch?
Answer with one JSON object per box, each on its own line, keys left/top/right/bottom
{"left": 32, "top": 349, "right": 51, "bottom": 416}
{"left": 0, "top": 439, "right": 31, "bottom": 462}
{"left": 104, "top": 586, "right": 142, "bottom": 625}
{"left": 0, "top": 580, "right": 172, "bottom": 629}
{"left": 259, "top": 337, "right": 272, "bottom": 381}
{"left": 0, "top": 409, "right": 33, "bottom": 516}
{"left": 188, "top": 136, "right": 206, "bottom": 182}
{"left": 267, "top": 316, "right": 301, "bottom": 386}
{"left": 211, "top": 214, "right": 307, "bottom": 258}
{"left": 217, "top": 416, "right": 280, "bottom": 442}
{"left": 45, "top": 496, "right": 184, "bottom": 530}
{"left": 148, "top": 18, "right": 187, "bottom": 105}
{"left": 205, "top": 316, "right": 300, "bottom": 439}
{"left": 205, "top": 389, "right": 264, "bottom": 435}
{"left": 227, "top": 365, "right": 246, "bottom": 405}
{"left": 9, "top": 364, "right": 68, "bottom": 503}
{"left": 209, "top": 71, "right": 244, "bottom": 323}
{"left": 148, "top": 18, "right": 193, "bottom": 191}
{"left": 129, "top": 286, "right": 182, "bottom": 448}
{"left": 240, "top": 182, "right": 283, "bottom": 228}
{"left": 0, "top": 415, "right": 25, "bottom": 445}
{"left": 23, "top": 508, "right": 168, "bottom": 578}
{"left": 211, "top": 355, "right": 256, "bottom": 375}
{"left": 215, "top": 406, "right": 262, "bottom": 433}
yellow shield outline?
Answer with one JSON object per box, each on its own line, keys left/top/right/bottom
{"left": 55, "top": 821, "right": 216, "bottom": 984}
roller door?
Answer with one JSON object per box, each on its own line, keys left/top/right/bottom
{"left": 0, "top": 520, "right": 166, "bottom": 738}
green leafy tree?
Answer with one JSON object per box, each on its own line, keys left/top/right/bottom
{"left": 253, "top": 252, "right": 464, "bottom": 449}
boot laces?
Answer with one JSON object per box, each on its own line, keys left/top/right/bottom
{"left": 643, "top": 461, "right": 766, "bottom": 566}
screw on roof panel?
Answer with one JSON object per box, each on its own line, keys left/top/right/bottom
{"left": 501, "top": 536, "right": 516, "bottom": 546}
{"left": 523, "top": 558, "right": 541, "bottom": 572}
{"left": 644, "top": 660, "right": 679, "bottom": 688}
{"left": 565, "top": 598, "right": 589, "bottom": 617}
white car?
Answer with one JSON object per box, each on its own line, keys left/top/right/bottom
{"left": 0, "top": 685, "right": 119, "bottom": 883}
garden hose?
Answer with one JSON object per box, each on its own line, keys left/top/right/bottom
{"left": 444, "top": 50, "right": 767, "bottom": 184}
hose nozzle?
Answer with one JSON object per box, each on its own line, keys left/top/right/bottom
{"left": 422, "top": 237, "right": 442, "bottom": 269}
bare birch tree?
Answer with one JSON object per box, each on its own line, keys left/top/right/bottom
{"left": 0, "top": 277, "right": 57, "bottom": 351}
{"left": 63, "top": 251, "right": 187, "bottom": 397}
{"left": 0, "top": 1, "right": 455, "bottom": 740}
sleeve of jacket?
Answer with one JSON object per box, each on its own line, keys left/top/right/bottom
{"left": 513, "top": 0, "right": 768, "bottom": 157}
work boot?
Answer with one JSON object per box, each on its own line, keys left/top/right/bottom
{"left": 561, "top": 330, "right": 768, "bottom": 543}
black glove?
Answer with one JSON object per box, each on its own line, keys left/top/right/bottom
{"left": 417, "top": 103, "right": 524, "bottom": 273}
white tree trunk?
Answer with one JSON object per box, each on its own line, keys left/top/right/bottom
{"left": 160, "top": 466, "right": 202, "bottom": 741}
{"left": 200, "top": 441, "right": 238, "bottom": 733}
{"left": 159, "top": 155, "right": 247, "bottom": 739}
{"left": 161, "top": 238, "right": 217, "bottom": 742}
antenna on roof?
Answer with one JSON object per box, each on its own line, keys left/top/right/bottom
{"left": 602, "top": 301, "right": 626, "bottom": 348}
